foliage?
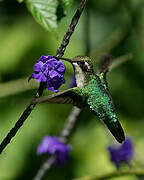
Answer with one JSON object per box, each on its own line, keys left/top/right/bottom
{"left": 25, "top": 0, "right": 74, "bottom": 31}
{"left": 0, "top": 0, "right": 144, "bottom": 179}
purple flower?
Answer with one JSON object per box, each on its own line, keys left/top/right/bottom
{"left": 108, "top": 137, "right": 133, "bottom": 168}
{"left": 37, "top": 136, "right": 71, "bottom": 165}
{"left": 29, "top": 55, "right": 66, "bottom": 92}
{"left": 69, "top": 74, "right": 77, "bottom": 88}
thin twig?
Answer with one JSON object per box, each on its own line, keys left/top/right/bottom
{"left": 59, "top": 106, "right": 81, "bottom": 142}
{"left": 73, "top": 169, "right": 144, "bottom": 180}
{"left": 33, "top": 155, "right": 56, "bottom": 180}
{"left": 0, "top": 0, "right": 87, "bottom": 154}
{"left": 0, "top": 82, "right": 45, "bottom": 154}
{"left": 85, "top": 3, "right": 90, "bottom": 55}
{"left": 33, "top": 107, "right": 81, "bottom": 180}
{"left": 56, "top": 0, "right": 87, "bottom": 57}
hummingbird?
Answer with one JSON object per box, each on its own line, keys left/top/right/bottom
{"left": 35, "top": 55, "right": 125, "bottom": 143}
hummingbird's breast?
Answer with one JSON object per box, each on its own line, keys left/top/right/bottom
{"left": 73, "top": 63, "right": 85, "bottom": 87}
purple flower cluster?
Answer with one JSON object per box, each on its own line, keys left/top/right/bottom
{"left": 108, "top": 137, "right": 133, "bottom": 168}
{"left": 29, "top": 55, "right": 65, "bottom": 92}
{"left": 37, "top": 136, "right": 71, "bottom": 165}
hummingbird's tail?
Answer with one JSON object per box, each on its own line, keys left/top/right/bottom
{"left": 104, "top": 119, "right": 125, "bottom": 143}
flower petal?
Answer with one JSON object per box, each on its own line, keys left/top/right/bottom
{"left": 29, "top": 55, "right": 66, "bottom": 92}
{"left": 37, "top": 136, "right": 71, "bottom": 165}
{"left": 33, "top": 61, "right": 44, "bottom": 72}
{"left": 56, "top": 61, "right": 65, "bottom": 73}
{"left": 108, "top": 137, "right": 134, "bottom": 168}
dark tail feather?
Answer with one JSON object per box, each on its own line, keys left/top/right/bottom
{"left": 104, "top": 119, "right": 125, "bottom": 143}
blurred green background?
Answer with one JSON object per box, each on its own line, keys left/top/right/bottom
{"left": 0, "top": 0, "right": 144, "bottom": 179}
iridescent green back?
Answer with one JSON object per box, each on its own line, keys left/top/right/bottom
{"left": 86, "top": 75, "right": 125, "bottom": 143}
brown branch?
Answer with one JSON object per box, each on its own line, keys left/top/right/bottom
{"left": 0, "top": 82, "right": 45, "bottom": 154}
{"left": 56, "top": 0, "right": 87, "bottom": 57}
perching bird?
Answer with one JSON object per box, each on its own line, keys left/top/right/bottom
{"left": 35, "top": 55, "right": 125, "bottom": 143}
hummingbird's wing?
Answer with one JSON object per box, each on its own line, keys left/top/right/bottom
{"left": 34, "top": 87, "right": 85, "bottom": 108}
{"left": 97, "top": 54, "right": 132, "bottom": 74}
{"left": 97, "top": 54, "right": 112, "bottom": 91}
{"left": 97, "top": 54, "right": 132, "bottom": 90}
{"left": 97, "top": 54, "right": 112, "bottom": 75}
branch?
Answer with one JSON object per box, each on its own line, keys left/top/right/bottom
{"left": 0, "top": 82, "right": 45, "bottom": 154}
{"left": 85, "top": 3, "right": 90, "bottom": 55}
{"left": 59, "top": 106, "right": 81, "bottom": 142}
{"left": 56, "top": 0, "right": 87, "bottom": 57}
{"left": 0, "top": 0, "right": 87, "bottom": 154}
{"left": 33, "top": 155, "right": 57, "bottom": 180}
{"left": 73, "top": 169, "right": 144, "bottom": 180}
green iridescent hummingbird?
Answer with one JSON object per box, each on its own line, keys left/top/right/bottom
{"left": 36, "top": 55, "right": 125, "bottom": 143}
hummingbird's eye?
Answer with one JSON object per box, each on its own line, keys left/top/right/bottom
{"left": 77, "top": 61, "right": 92, "bottom": 73}
{"left": 77, "top": 61, "right": 84, "bottom": 66}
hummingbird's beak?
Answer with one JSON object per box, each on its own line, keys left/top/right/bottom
{"left": 52, "top": 56, "right": 73, "bottom": 63}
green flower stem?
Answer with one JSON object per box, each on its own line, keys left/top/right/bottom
{"left": 73, "top": 169, "right": 144, "bottom": 180}
{"left": 0, "top": 0, "right": 87, "bottom": 154}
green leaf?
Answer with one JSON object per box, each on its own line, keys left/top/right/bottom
{"left": 26, "top": 0, "right": 58, "bottom": 31}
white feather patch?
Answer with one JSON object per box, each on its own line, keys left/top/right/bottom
{"left": 73, "top": 63, "right": 85, "bottom": 87}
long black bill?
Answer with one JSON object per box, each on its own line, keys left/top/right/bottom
{"left": 52, "top": 56, "right": 73, "bottom": 63}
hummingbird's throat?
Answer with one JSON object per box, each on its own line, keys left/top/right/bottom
{"left": 73, "top": 63, "right": 85, "bottom": 87}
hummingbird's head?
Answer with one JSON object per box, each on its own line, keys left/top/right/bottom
{"left": 71, "top": 56, "right": 94, "bottom": 74}
{"left": 55, "top": 56, "right": 94, "bottom": 74}
{"left": 54, "top": 56, "right": 94, "bottom": 87}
